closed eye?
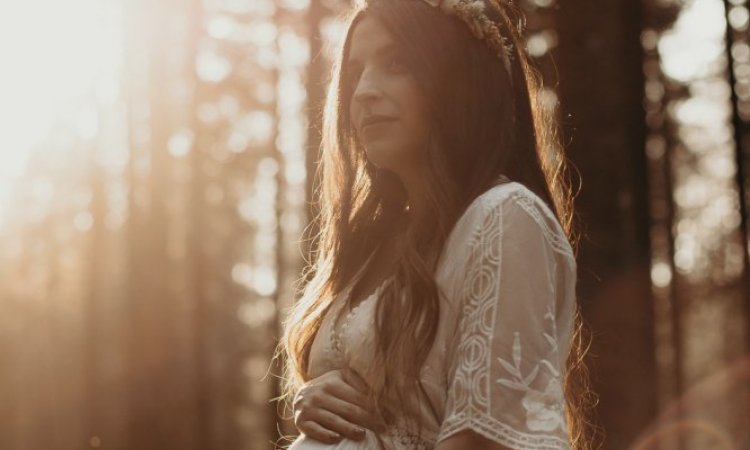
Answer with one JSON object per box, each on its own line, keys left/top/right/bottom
{"left": 385, "top": 54, "right": 408, "bottom": 73}
{"left": 344, "top": 51, "right": 410, "bottom": 93}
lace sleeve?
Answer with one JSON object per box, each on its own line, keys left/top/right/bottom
{"left": 436, "top": 189, "right": 577, "bottom": 450}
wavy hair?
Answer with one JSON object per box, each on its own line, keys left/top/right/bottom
{"left": 276, "top": 0, "right": 596, "bottom": 448}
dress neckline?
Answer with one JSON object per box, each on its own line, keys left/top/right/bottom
{"left": 331, "top": 243, "right": 392, "bottom": 326}
{"left": 348, "top": 245, "right": 392, "bottom": 300}
{"left": 328, "top": 255, "right": 391, "bottom": 355}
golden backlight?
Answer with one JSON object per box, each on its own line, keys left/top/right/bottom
{"left": 0, "top": 0, "right": 122, "bottom": 224}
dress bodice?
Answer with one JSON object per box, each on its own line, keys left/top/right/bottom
{"left": 308, "top": 281, "right": 383, "bottom": 380}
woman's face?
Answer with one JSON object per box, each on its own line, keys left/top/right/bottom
{"left": 347, "top": 16, "right": 431, "bottom": 180}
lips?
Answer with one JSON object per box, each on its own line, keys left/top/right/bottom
{"left": 360, "top": 115, "right": 397, "bottom": 132}
{"left": 360, "top": 120, "right": 396, "bottom": 141}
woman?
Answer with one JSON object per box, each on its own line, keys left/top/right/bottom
{"left": 276, "top": 0, "right": 594, "bottom": 449}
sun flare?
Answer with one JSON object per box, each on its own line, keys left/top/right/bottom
{"left": 0, "top": 0, "right": 122, "bottom": 223}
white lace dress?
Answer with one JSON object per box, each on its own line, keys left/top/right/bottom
{"left": 288, "top": 182, "right": 576, "bottom": 450}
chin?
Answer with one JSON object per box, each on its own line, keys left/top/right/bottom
{"left": 364, "top": 146, "right": 398, "bottom": 171}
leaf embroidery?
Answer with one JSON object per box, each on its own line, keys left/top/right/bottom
{"left": 512, "top": 332, "right": 522, "bottom": 368}
{"left": 494, "top": 308, "right": 566, "bottom": 433}
{"left": 497, "top": 379, "right": 527, "bottom": 391}
{"left": 543, "top": 333, "right": 557, "bottom": 350}
{"left": 540, "top": 360, "right": 560, "bottom": 378}
{"left": 498, "top": 358, "right": 520, "bottom": 378}
{"left": 523, "top": 364, "right": 540, "bottom": 386}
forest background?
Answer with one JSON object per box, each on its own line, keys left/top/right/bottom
{"left": 1, "top": 0, "right": 749, "bottom": 449}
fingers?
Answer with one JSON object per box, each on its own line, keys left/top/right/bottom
{"left": 293, "top": 368, "right": 388, "bottom": 442}
{"left": 297, "top": 419, "right": 343, "bottom": 444}
{"left": 325, "top": 377, "right": 371, "bottom": 410}
{"left": 294, "top": 380, "right": 370, "bottom": 441}
{"left": 317, "top": 392, "right": 384, "bottom": 434}
{"left": 331, "top": 369, "right": 387, "bottom": 432}
{"left": 300, "top": 408, "right": 367, "bottom": 442}
{"left": 340, "top": 367, "right": 370, "bottom": 393}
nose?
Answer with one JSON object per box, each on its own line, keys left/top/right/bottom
{"left": 352, "top": 68, "right": 383, "bottom": 105}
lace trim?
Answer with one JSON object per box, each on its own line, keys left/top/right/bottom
{"left": 507, "top": 188, "right": 574, "bottom": 261}
{"left": 471, "top": 183, "right": 573, "bottom": 262}
{"left": 386, "top": 425, "right": 434, "bottom": 450}
{"left": 330, "top": 303, "right": 361, "bottom": 355}
{"left": 438, "top": 411, "right": 570, "bottom": 450}
{"left": 329, "top": 282, "right": 385, "bottom": 355}
{"left": 320, "top": 304, "right": 346, "bottom": 367}
{"left": 327, "top": 244, "right": 392, "bottom": 356}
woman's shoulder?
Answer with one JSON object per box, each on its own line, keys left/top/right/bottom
{"left": 472, "top": 180, "right": 550, "bottom": 217}
{"left": 453, "top": 181, "right": 548, "bottom": 234}
{"left": 446, "top": 181, "right": 574, "bottom": 261}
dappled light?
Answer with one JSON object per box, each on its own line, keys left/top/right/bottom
{"left": 0, "top": 0, "right": 748, "bottom": 449}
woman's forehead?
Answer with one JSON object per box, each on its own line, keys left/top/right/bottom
{"left": 348, "top": 17, "right": 398, "bottom": 64}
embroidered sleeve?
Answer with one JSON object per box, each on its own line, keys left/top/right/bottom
{"left": 436, "top": 190, "right": 577, "bottom": 450}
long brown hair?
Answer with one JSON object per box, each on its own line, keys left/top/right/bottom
{"left": 277, "top": 0, "right": 596, "bottom": 447}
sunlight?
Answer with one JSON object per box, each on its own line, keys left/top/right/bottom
{"left": 0, "top": 0, "right": 122, "bottom": 224}
{"left": 658, "top": 0, "right": 726, "bottom": 82}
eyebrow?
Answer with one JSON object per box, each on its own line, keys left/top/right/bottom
{"left": 346, "top": 43, "right": 399, "bottom": 69}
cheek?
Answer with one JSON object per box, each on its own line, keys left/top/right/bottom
{"left": 399, "top": 93, "right": 431, "bottom": 152}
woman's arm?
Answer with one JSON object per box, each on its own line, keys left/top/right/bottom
{"left": 435, "top": 430, "right": 513, "bottom": 450}
{"left": 434, "top": 187, "right": 576, "bottom": 450}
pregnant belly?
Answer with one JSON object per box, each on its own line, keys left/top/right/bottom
{"left": 288, "top": 432, "right": 382, "bottom": 450}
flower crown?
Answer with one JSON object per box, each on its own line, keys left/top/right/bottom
{"left": 421, "top": 0, "right": 515, "bottom": 85}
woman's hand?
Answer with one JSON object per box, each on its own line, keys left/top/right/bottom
{"left": 293, "top": 368, "right": 386, "bottom": 444}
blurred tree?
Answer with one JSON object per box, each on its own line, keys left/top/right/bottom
{"left": 556, "top": 0, "right": 678, "bottom": 448}
{"left": 1, "top": 1, "right": 749, "bottom": 450}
